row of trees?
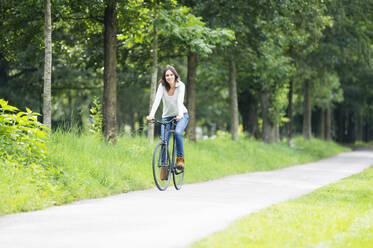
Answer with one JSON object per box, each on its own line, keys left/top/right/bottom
{"left": 1, "top": 0, "right": 373, "bottom": 144}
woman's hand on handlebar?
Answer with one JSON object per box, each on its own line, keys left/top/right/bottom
{"left": 146, "top": 116, "right": 155, "bottom": 122}
{"left": 175, "top": 115, "right": 183, "bottom": 121}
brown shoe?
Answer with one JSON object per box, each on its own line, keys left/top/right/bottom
{"left": 176, "top": 157, "right": 185, "bottom": 169}
{"left": 160, "top": 166, "right": 168, "bottom": 180}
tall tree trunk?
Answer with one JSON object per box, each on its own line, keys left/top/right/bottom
{"left": 68, "top": 91, "right": 73, "bottom": 125}
{"left": 355, "top": 112, "right": 363, "bottom": 141}
{"left": 229, "top": 57, "right": 239, "bottom": 141}
{"left": 43, "top": 0, "right": 52, "bottom": 130}
{"left": 248, "top": 104, "right": 260, "bottom": 138}
{"left": 274, "top": 124, "right": 280, "bottom": 142}
{"left": 238, "top": 91, "right": 259, "bottom": 138}
{"left": 347, "top": 112, "right": 355, "bottom": 143}
{"left": 287, "top": 80, "right": 293, "bottom": 140}
{"left": 325, "top": 105, "right": 332, "bottom": 140}
{"left": 319, "top": 109, "right": 325, "bottom": 139}
{"left": 303, "top": 80, "right": 312, "bottom": 140}
{"left": 260, "top": 90, "right": 275, "bottom": 143}
{"left": 148, "top": 6, "right": 158, "bottom": 144}
{"left": 186, "top": 52, "right": 197, "bottom": 142}
{"left": 129, "top": 109, "right": 135, "bottom": 134}
{"left": 138, "top": 113, "right": 144, "bottom": 135}
{"left": 103, "top": 0, "right": 118, "bottom": 142}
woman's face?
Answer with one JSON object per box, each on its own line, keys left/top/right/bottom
{"left": 165, "top": 70, "right": 175, "bottom": 85}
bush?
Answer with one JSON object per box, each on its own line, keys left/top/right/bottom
{"left": 0, "top": 99, "right": 49, "bottom": 166}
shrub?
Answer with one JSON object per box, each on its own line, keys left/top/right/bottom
{"left": 0, "top": 99, "right": 49, "bottom": 166}
{"left": 89, "top": 97, "right": 103, "bottom": 136}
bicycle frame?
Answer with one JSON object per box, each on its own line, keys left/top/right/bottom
{"left": 158, "top": 119, "right": 176, "bottom": 168}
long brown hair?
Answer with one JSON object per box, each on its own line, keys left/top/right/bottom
{"left": 160, "top": 65, "right": 180, "bottom": 92}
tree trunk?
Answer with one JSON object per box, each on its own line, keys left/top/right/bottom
{"left": 274, "top": 124, "right": 280, "bottom": 142}
{"left": 229, "top": 57, "right": 239, "bottom": 141}
{"left": 287, "top": 80, "right": 293, "bottom": 140}
{"left": 129, "top": 109, "right": 135, "bottom": 134}
{"left": 325, "top": 105, "right": 332, "bottom": 140}
{"left": 138, "top": 113, "right": 144, "bottom": 135}
{"left": 347, "top": 112, "right": 355, "bottom": 143}
{"left": 103, "top": 0, "right": 118, "bottom": 142}
{"left": 43, "top": 0, "right": 52, "bottom": 130}
{"left": 355, "top": 112, "right": 363, "bottom": 141}
{"left": 248, "top": 104, "right": 260, "bottom": 138}
{"left": 319, "top": 108, "right": 325, "bottom": 139}
{"left": 303, "top": 80, "right": 312, "bottom": 140}
{"left": 186, "top": 52, "right": 197, "bottom": 142}
{"left": 68, "top": 91, "right": 73, "bottom": 125}
{"left": 238, "top": 91, "right": 259, "bottom": 138}
{"left": 260, "top": 90, "right": 275, "bottom": 143}
{"left": 148, "top": 7, "right": 158, "bottom": 144}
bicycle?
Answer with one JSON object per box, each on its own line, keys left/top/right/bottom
{"left": 149, "top": 118, "right": 184, "bottom": 191}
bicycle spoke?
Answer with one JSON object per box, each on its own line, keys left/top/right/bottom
{"left": 153, "top": 142, "right": 170, "bottom": 191}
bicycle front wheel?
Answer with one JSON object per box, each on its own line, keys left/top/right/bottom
{"left": 153, "top": 141, "right": 171, "bottom": 191}
{"left": 173, "top": 167, "right": 184, "bottom": 190}
{"left": 172, "top": 136, "right": 184, "bottom": 190}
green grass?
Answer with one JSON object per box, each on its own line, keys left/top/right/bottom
{"left": 191, "top": 165, "right": 373, "bottom": 248}
{"left": 0, "top": 132, "right": 350, "bottom": 215}
{"left": 354, "top": 140, "right": 373, "bottom": 148}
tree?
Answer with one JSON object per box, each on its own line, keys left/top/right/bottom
{"left": 43, "top": 0, "right": 52, "bottom": 130}
{"left": 156, "top": 6, "right": 234, "bottom": 141}
{"left": 147, "top": 1, "right": 158, "bottom": 144}
{"left": 103, "top": 0, "right": 118, "bottom": 142}
{"left": 186, "top": 52, "right": 197, "bottom": 141}
{"left": 180, "top": 0, "right": 243, "bottom": 141}
{"left": 229, "top": 56, "right": 239, "bottom": 140}
{"left": 321, "top": 0, "right": 373, "bottom": 143}
{"left": 302, "top": 80, "right": 311, "bottom": 139}
{"left": 283, "top": 0, "right": 332, "bottom": 141}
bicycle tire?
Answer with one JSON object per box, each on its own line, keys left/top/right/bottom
{"left": 152, "top": 141, "right": 171, "bottom": 191}
{"left": 172, "top": 135, "right": 184, "bottom": 190}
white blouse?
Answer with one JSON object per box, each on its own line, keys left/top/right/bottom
{"left": 149, "top": 81, "right": 188, "bottom": 118}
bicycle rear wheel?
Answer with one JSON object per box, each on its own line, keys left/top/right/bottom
{"left": 153, "top": 142, "right": 171, "bottom": 191}
{"left": 172, "top": 136, "right": 184, "bottom": 190}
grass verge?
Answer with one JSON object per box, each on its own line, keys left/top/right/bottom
{"left": 0, "top": 132, "right": 350, "bottom": 215}
{"left": 191, "top": 165, "right": 373, "bottom": 248}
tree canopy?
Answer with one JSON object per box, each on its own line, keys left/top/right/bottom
{"left": 1, "top": 0, "right": 373, "bottom": 143}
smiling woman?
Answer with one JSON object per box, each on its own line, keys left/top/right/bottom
{"left": 146, "top": 65, "right": 189, "bottom": 178}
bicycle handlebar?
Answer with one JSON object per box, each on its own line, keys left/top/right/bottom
{"left": 148, "top": 118, "right": 176, "bottom": 125}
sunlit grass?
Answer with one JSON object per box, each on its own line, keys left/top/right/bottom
{"left": 354, "top": 140, "right": 373, "bottom": 147}
{"left": 0, "top": 132, "right": 350, "bottom": 215}
{"left": 191, "top": 166, "right": 373, "bottom": 248}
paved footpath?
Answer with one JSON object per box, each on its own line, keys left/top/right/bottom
{"left": 1, "top": 148, "right": 373, "bottom": 248}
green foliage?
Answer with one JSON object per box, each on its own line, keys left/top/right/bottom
{"left": 1, "top": 0, "right": 373, "bottom": 143}
{"left": 89, "top": 97, "right": 103, "bottom": 136}
{"left": 354, "top": 140, "right": 373, "bottom": 147}
{"left": 313, "top": 72, "right": 344, "bottom": 109}
{"left": 191, "top": 165, "right": 373, "bottom": 248}
{"left": 121, "top": 4, "right": 235, "bottom": 55}
{"left": 157, "top": 6, "right": 235, "bottom": 54}
{"left": 0, "top": 99, "right": 49, "bottom": 166}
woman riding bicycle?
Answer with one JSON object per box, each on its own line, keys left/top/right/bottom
{"left": 147, "top": 65, "right": 189, "bottom": 179}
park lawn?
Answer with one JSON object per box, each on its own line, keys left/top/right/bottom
{"left": 0, "top": 132, "right": 350, "bottom": 215}
{"left": 190, "top": 165, "right": 373, "bottom": 248}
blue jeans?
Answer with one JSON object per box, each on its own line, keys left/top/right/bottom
{"left": 161, "top": 113, "right": 189, "bottom": 157}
